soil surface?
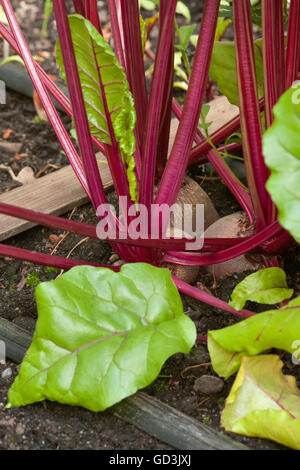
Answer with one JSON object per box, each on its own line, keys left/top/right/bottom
{"left": 0, "top": 0, "right": 299, "bottom": 451}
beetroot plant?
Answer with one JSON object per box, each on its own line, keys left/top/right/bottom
{"left": 0, "top": 0, "right": 300, "bottom": 448}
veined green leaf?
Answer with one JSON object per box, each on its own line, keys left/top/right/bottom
{"left": 208, "top": 296, "right": 300, "bottom": 378}
{"left": 56, "top": 15, "right": 137, "bottom": 201}
{"left": 7, "top": 264, "right": 196, "bottom": 412}
{"left": 222, "top": 355, "right": 300, "bottom": 450}
{"left": 263, "top": 85, "right": 300, "bottom": 244}
{"left": 229, "top": 268, "right": 294, "bottom": 311}
{"left": 209, "top": 39, "right": 264, "bottom": 106}
{"left": 175, "top": 25, "right": 196, "bottom": 52}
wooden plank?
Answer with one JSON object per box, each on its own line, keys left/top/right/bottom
{"left": 0, "top": 162, "right": 112, "bottom": 242}
{"left": 0, "top": 316, "right": 32, "bottom": 364}
{"left": 0, "top": 316, "right": 248, "bottom": 450}
{"left": 112, "top": 392, "right": 248, "bottom": 450}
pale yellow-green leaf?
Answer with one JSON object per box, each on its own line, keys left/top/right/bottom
{"left": 222, "top": 355, "right": 300, "bottom": 450}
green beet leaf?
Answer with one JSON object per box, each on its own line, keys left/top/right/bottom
{"left": 219, "top": 1, "right": 262, "bottom": 28}
{"left": 139, "top": 0, "right": 191, "bottom": 21}
{"left": 7, "top": 264, "right": 196, "bottom": 412}
{"left": 221, "top": 355, "right": 300, "bottom": 450}
{"left": 209, "top": 39, "right": 264, "bottom": 106}
{"left": 229, "top": 267, "right": 293, "bottom": 311}
{"left": 219, "top": 0, "right": 233, "bottom": 19}
{"left": 56, "top": 15, "right": 137, "bottom": 202}
{"left": 175, "top": 2, "right": 191, "bottom": 22}
{"left": 263, "top": 85, "right": 300, "bottom": 244}
{"left": 215, "top": 18, "right": 232, "bottom": 41}
{"left": 139, "top": 0, "right": 157, "bottom": 10}
{"left": 208, "top": 296, "right": 300, "bottom": 379}
{"left": 175, "top": 25, "right": 196, "bottom": 53}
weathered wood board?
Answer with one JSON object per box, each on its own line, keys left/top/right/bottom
{"left": 0, "top": 162, "right": 112, "bottom": 242}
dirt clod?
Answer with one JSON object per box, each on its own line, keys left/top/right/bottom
{"left": 193, "top": 375, "right": 224, "bottom": 395}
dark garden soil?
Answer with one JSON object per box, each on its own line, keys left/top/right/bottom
{"left": 0, "top": 0, "right": 299, "bottom": 451}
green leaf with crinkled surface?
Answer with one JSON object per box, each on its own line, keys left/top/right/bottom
{"left": 209, "top": 39, "right": 264, "bottom": 106}
{"left": 7, "top": 264, "right": 196, "bottom": 412}
{"left": 222, "top": 355, "right": 300, "bottom": 450}
{"left": 56, "top": 15, "right": 137, "bottom": 201}
{"left": 208, "top": 296, "right": 300, "bottom": 379}
{"left": 229, "top": 268, "right": 293, "bottom": 311}
{"left": 263, "top": 85, "right": 300, "bottom": 244}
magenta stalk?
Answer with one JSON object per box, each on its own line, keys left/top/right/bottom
{"left": 139, "top": 0, "right": 177, "bottom": 209}
{"left": 156, "top": 0, "right": 221, "bottom": 209}
{"left": 233, "top": 0, "right": 269, "bottom": 230}
{"left": 119, "top": 0, "right": 148, "bottom": 150}
{"left": 286, "top": 0, "right": 300, "bottom": 88}
{"left": 173, "top": 276, "right": 255, "bottom": 319}
{"left": 0, "top": 243, "right": 119, "bottom": 271}
{"left": 52, "top": 0, "right": 132, "bottom": 261}
{"left": 163, "top": 221, "right": 283, "bottom": 266}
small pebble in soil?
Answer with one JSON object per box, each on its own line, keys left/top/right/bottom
{"left": 1, "top": 367, "right": 12, "bottom": 379}
{"left": 15, "top": 423, "right": 26, "bottom": 435}
{"left": 193, "top": 375, "right": 224, "bottom": 395}
{"left": 108, "top": 253, "right": 119, "bottom": 264}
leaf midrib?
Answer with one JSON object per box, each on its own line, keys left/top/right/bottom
{"left": 20, "top": 330, "right": 130, "bottom": 392}
{"left": 245, "top": 371, "right": 297, "bottom": 419}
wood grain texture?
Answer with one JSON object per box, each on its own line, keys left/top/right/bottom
{"left": 112, "top": 392, "right": 247, "bottom": 450}
{"left": 0, "top": 162, "right": 112, "bottom": 242}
